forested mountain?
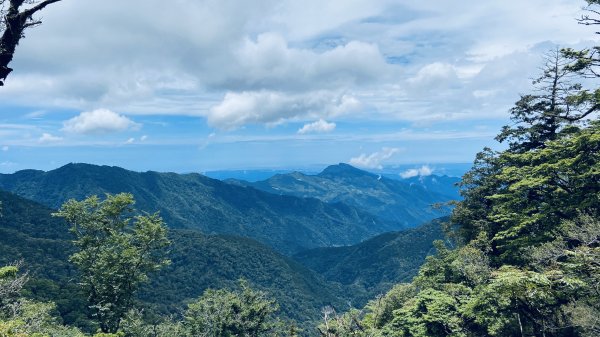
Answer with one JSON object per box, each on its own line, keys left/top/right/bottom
{"left": 294, "top": 219, "right": 445, "bottom": 298}
{"left": 141, "top": 231, "right": 347, "bottom": 325}
{"left": 0, "top": 163, "right": 401, "bottom": 254}
{"left": 0, "top": 184, "right": 453, "bottom": 333}
{"left": 0, "top": 189, "right": 347, "bottom": 328}
{"left": 227, "top": 163, "right": 457, "bottom": 226}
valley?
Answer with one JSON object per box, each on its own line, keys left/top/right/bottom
{"left": 0, "top": 163, "right": 457, "bottom": 332}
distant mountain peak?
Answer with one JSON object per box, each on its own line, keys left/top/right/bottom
{"left": 318, "top": 163, "right": 376, "bottom": 179}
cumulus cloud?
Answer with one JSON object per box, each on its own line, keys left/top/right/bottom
{"left": 350, "top": 147, "right": 400, "bottom": 169}
{"left": 0, "top": 0, "right": 592, "bottom": 135}
{"left": 297, "top": 119, "right": 336, "bottom": 134}
{"left": 400, "top": 165, "right": 434, "bottom": 178}
{"left": 219, "top": 33, "right": 390, "bottom": 91}
{"left": 62, "top": 109, "right": 140, "bottom": 135}
{"left": 408, "top": 62, "right": 459, "bottom": 89}
{"left": 207, "top": 91, "right": 360, "bottom": 129}
{"left": 38, "top": 133, "right": 63, "bottom": 143}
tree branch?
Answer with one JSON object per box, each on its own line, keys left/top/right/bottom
{"left": 21, "top": 0, "right": 62, "bottom": 18}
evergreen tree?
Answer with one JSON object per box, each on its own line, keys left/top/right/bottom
{"left": 496, "top": 49, "right": 586, "bottom": 153}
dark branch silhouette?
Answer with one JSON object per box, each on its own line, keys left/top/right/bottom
{"left": 0, "top": 0, "right": 62, "bottom": 86}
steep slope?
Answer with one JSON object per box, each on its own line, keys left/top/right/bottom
{"left": 0, "top": 163, "right": 400, "bottom": 254}
{"left": 293, "top": 219, "right": 446, "bottom": 297}
{"left": 141, "top": 231, "right": 347, "bottom": 324}
{"left": 228, "top": 163, "right": 457, "bottom": 227}
{"left": 0, "top": 189, "right": 347, "bottom": 326}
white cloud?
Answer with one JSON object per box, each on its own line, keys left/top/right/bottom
{"left": 140, "top": 135, "right": 148, "bottom": 141}
{"left": 62, "top": 109, "right": 140, "bottom": 135}
{"left": 219, "top": 33, "right": 390, "bottom": 91}
{"left": 298, "top": 119, "right": 336, "bottom": 134}
{"left": 400, "top": 165, "right": 434, "bottom": 178}
{"left": 408, "top": 62, "right": 459, "bottom": 89}
{"left": 207, "top": 91, "right": 360, "bottom": 129}
{"left": 0, "top": 0, "right": 594, "bottom": 133}
{"left": 349, "top": 147, "right": 400, "bottom": 169}
{"left": 38, "top": 133, "right": 63, "bottom": 143}
{"left": 1, "top": 146, "right": 8, "bottom": 152}
{"left": 126, "top": 138, "right": 135, "bottom": 144}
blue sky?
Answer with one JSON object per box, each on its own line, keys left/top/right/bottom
{"left": 0, "top": 0, "right": 598, "bottom": 174}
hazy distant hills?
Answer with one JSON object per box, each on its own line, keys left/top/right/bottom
{"left": 227, "top": 163, "right": 459, "bottom": 227}
{"left": 403, "top": 175, "right": 461, "bottom": 200}
{"left": 294, "top": 219, "right": 446, "bottom": 299}
{"left": 0, "top": 163, "right": 403, "bottom": 254}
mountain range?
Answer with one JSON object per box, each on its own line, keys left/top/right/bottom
{"left": 0, "top": 163, "right": 458, "bottom": 254}
{"left": 226, "top": 163, "right": 459, "bottom": 226}
{"left": 0, "top": 162, "right": 456, "bottom": 329}
{"left": 0, "top": 163, "right": 403, "bottom": 254}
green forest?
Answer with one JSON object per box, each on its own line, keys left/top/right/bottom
{"left": 1, "top": 1, "right": 600, "bottom": 337}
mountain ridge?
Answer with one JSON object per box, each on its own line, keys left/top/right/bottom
{"left": 0, "top": 163, "right": 402, "bottom": 254}
{"left": 226, "top": 163, "right": 458, "bottom": 227}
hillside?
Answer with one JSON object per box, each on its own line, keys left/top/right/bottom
{"left": 141, "top": 230, "right": 348, "bottom": 325}
{"left": 227, "top": 163, "right": 457, "bottom": 227}
{"left": 0, "top": 163, "right": 401, "bottom": 254}
{"left": 0, "top": 189, "right": 348, "bottom": 327}
{"left": 294, "top": 219, "right": 446, "bottom": 298}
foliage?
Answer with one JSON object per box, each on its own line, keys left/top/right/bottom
{"left": 0, "top": 263, "right": 85, "bottom": 337}
{"left": 496, "top": 49, "right": 587, "bottom": 152}
{"left": 53, "top": 193, "right": 171, "bottom": 333}
{"left": 184, "top": 280, "right": 281, "bottom": 337}
{"left": 0, "top": 188, "right": 349, "bottom": 334}
{"left": 140, "top": 230, "right": 346, "bottom": 328}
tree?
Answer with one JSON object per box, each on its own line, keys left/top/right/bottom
{"left": 0, "top": 0, "right": 63, "bottom": 86}
{"left": 53, "top": 193, "right": 170, "bottom": 334}
{"left": 496, "top": 49, "right": 588, "bottom": 153}
{"left": 0, "top": 263, "right": 85, "bottom": 337}
{"left": 558, "top": 1, "right": 600, "bottom": 120}
{"left": 184, "top": 280, "right": 281, "bottom": 337}
{"left": 0, "top": 262, "right": 27, "bottom": 309}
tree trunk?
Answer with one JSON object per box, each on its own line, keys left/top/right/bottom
{"left": 0, "top": 0, "right": 63, "bottom": 85}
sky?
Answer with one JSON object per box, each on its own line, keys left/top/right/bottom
{"left": 0, "top": 0, "right": 598, "bottom": 174}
